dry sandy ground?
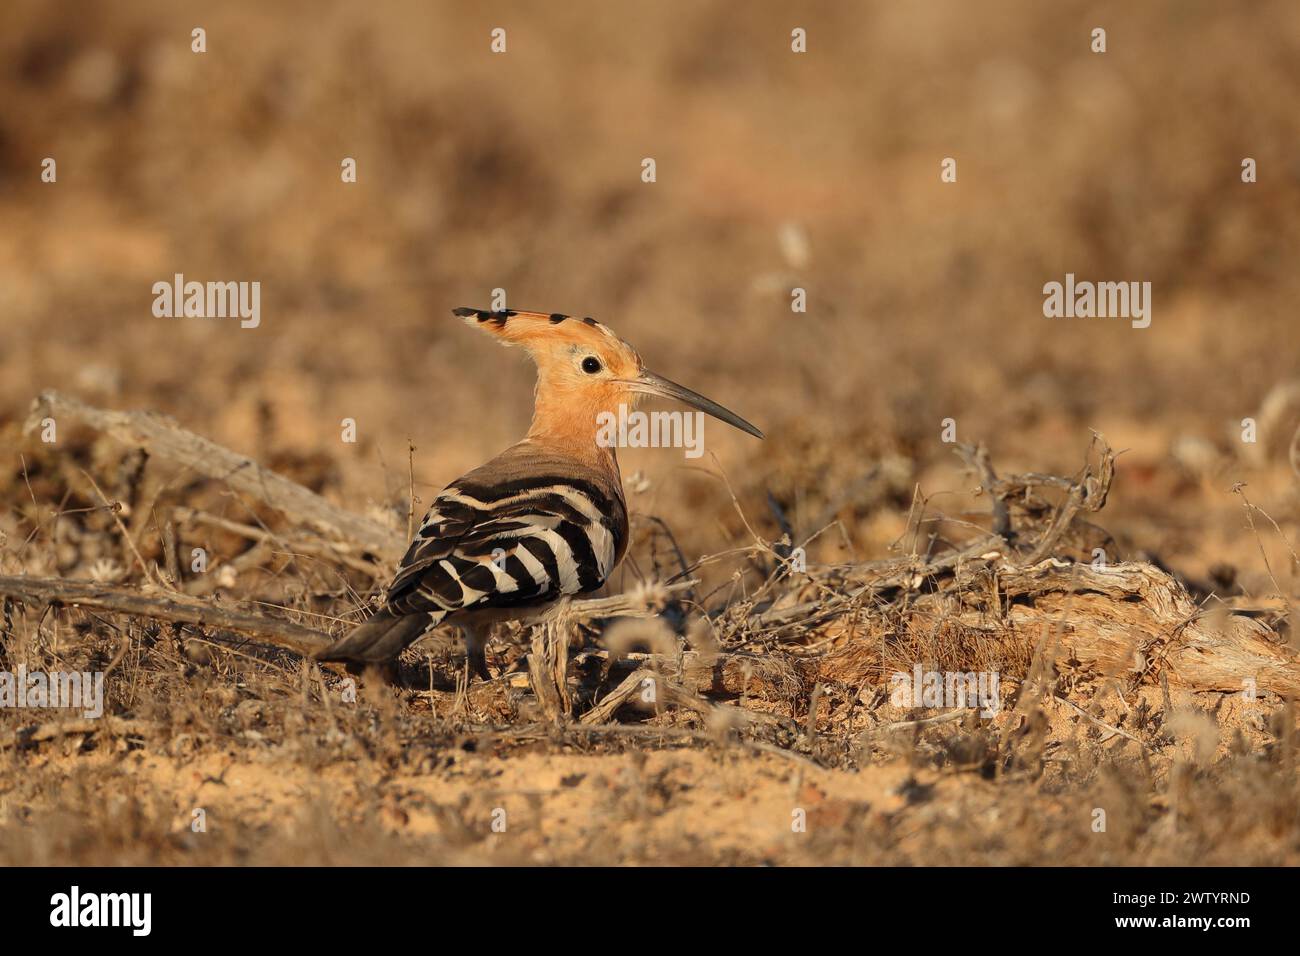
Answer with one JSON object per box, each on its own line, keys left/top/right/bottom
{"left": 2, "top": 650, "right": 1297, "bottom": 865}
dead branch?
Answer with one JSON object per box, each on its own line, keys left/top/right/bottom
{"left": 955, "top": 442, "right": 1011, "bottom": 537}
{"left": 871, "top": 709, "right": 967, "bottom": 733}
{"left": 1051, "top": 694, "right": 1145, "bottom": 748}
{"left": 579, "top": 668, "right": 649, "bottom": 725}
{"left": 578, "top": 665, "right": 778, "bottom": 729}
{"left": 560, "top": 580, "right": 697, "bottom": 623}
{"left": 528, "top": 622, "right": 571, "bottom": 721}
{"left": 172, "top": 506, "right": 385, "bottom": 579}
{"left": 0, "top": 575, "right": 331, "bottom": 656}
{"left": 3, "top": 716, "right": 157, "bottom": 751}
{"left": 26, "top": 390, "right": 401, "bottom": 561}
{"left": 1021, "top": 435, "right": 1115, "bottom": 564}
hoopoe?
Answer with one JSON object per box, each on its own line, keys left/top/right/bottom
{"left": 317, "top": 307, "right": 763, "bottom": 678}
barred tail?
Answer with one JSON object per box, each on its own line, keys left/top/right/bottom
{"left": 316, "top": 608, "right": 441, "bottom": 664}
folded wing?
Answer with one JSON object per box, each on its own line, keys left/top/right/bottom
{"left": 317, "top": 443, "right": 628, "bottom": 664}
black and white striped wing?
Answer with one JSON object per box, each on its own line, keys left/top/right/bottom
{"left": 383, "top": 474, "right": 627, "bottom": 619}
{"left": 316, "top": 443, "right": 630, "bottom": 665}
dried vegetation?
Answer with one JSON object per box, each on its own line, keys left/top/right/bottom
{"left": 1, "top": 391, "right": 1297, "bottom": 865}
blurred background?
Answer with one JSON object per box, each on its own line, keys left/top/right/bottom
{"left": 1, "top": 0, "right": 1297, "bottom": 590}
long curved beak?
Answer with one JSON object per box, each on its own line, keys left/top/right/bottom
{"left": 622, "top": 370, "right": 765, "bottom": 440}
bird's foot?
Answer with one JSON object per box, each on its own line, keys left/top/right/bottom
{"left": 465, "top": 646, "right": 492, "bottom": 683}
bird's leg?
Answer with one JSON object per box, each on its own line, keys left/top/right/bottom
{"left": 462, "top": 624, "right": 492, "bottom": 682}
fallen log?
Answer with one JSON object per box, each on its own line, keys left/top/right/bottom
{"left": 25, "top": 390, "right": 402, "bottom": 561}
{"left": 0, "top": 575, "right": 331, "bottom": 656}
{"left": 817, "top": 557, "right": 1299, "bottom": 698}
{"left": 996, "top": 559, "right": 1299, "bottom": 697}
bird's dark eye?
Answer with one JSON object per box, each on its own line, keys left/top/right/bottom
{"left": 581, "top": 356, "right": 602, "bottom": 374}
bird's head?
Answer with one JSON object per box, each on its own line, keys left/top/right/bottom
{"left": 454, "top": 307, "right": 763, "bottom": 454}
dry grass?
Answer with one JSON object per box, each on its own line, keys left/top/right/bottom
{"left": 1, "top": 413, "right": 1297, "bottom": 865}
